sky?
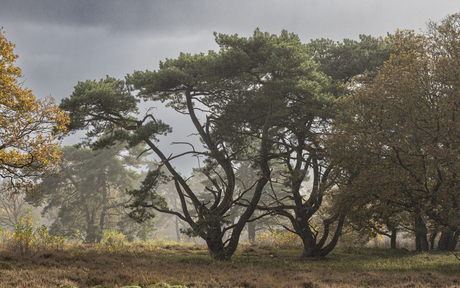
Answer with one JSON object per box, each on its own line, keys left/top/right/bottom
{"left": 2, "top": 0, "right": 460, "bottom": 175}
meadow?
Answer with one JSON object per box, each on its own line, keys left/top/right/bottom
{"left": 1, "top": 215, "right": 459, "bottom": 288}
{"left": 0, "top": 236, "right": 460, "bottom": 288}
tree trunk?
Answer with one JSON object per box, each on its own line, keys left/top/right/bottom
{"left": 175, "top": 216, "right": 181, "bottom": 243}
{"left": 86, "top": 223, "right": 99, "bottom": 243}
{"left": 390, "top": 228, "right": 397, "bottom": 249}
{"left": 298, "top": 213, "right": 346, "bottom": 257}
{"left": 98, "top": 173, "right": 107, "bottom": 243}
{"left": 438, "top": 228, "right": 458, "bottom": 251}
{"left": 429, "top": 226, "right": 438, "bottom": 250}
{"left": 98, "top": 208, "right": 106, "bottom": 243}
{"left": 414, "top": 214, "right": 429, "bottom": 252}
{"left": 204, "top": 144, "right": 271, "bottom": 261}
{"left": 247, "top": 221, "right": 256, "bottom": 243}
{"left": 299, "top": 229, "right": 317, "bottom": 258}
{"left": 206, "top": 236, "right": 231, "bottom": 261}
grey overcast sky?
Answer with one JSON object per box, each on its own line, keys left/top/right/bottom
{"left": 2, "top": 0, "right": 460, "bottom": 174}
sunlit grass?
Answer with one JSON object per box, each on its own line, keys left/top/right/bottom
{"left": 149, "top": 241, "right": 460, "bottom": 276}
{"left": 310, "top": 247, "right": 459, "bottom": 275}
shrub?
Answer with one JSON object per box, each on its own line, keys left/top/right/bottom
{"left": 0, "top": 209, "right": 66, "bottom": 253}
{"left": 256, "top": 231, "right": 302, "bottom": 248}
{"left": 98, "top": 230, "right": 127, "bottom": 253}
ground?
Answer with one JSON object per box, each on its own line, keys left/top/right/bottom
{"left": 0, "top": 244, "right": 459, "bottom": 287}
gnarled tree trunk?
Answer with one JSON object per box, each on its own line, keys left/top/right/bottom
{"left": 297, "top": 213, "right": 346, "bottom": 258}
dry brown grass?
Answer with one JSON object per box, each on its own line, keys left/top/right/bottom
{"left": 0, "top": 244, "right": 459, "bottom": 288}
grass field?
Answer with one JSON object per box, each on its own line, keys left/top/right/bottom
{"left": 0, "top": 243, "right": 459, "bottom": 288}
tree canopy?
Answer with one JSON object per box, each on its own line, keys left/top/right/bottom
{"left": 229, "top": 34, "right": 393, "bottom": 257}
{"left": 307, "top": 34, "right": 393, "bottom": 96}
{"left": 60, "top": 29, "right": 332, "bottom": 260}
{"left": 329, "top": 13, "right": 460, "bottom": 251}
{"left": 0, "top": 29, "right": 69, "bottom": 194}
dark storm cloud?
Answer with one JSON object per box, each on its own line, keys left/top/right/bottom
{"left": 5, "top": 0, "right": 458, "bottom": 39}
{"left": 2, "top": 0, "right": 246, "bottom": 36}
{"left": 4, "top": 0, "right": 460, "bottom": 46}
{"left": 1, "top": 0, "right": 153, "bottom": 32}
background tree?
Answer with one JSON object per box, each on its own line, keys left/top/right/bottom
{"left": 329, "top": 13, "right": 460, "bottom": 252}
{"left": 233, "top": 160, "right": 288, "bottom": 242}
{"left": 0, "top": 29, "right": 69, "bottom": 194}
{"left": 0, "top": 190, "right": 42, "bottom": 231}
{"left": 143, "top": 161, "right": 196, "bottom": 243}
{"left": 34, "top": 145, "right": 158, "bottom": 242}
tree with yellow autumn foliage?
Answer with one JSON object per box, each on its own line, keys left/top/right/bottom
{"left": 329, "top": 13, "right": 460, "bottom": 251}
{"left": 0, "top": 29, "right": 69, "bottom": 195}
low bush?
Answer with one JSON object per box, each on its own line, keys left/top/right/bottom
{"left": 0, "top": 209, "right": 66, "bottom": 253}
{"left": 255, "top": 230, "right": 302, "bottom": 248}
